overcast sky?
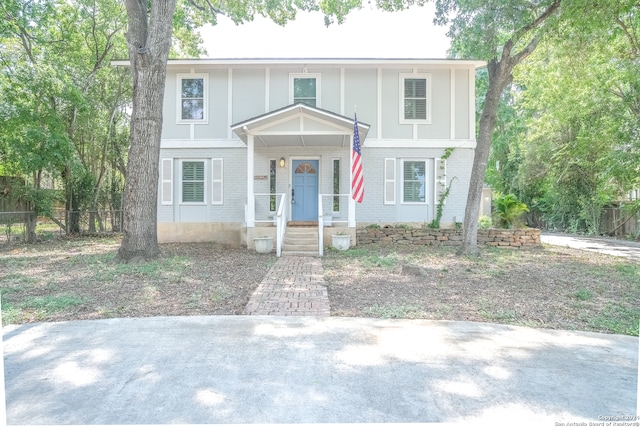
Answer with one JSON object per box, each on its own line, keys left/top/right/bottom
{"left": 199, "top": 4, "right": 451, "bottom": 58}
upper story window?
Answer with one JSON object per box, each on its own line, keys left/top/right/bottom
{"left": 177, "top": 73, "right": 208, "bottom": 123}
{"left": 290, "top": 74, "right": 320, "bottom": 107}
{"left": 400, "top": 73, "right": 431, "bottom": 124}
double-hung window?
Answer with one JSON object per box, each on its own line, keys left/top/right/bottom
{"left": 269, "top": 159, "right": 277, "bottom": 212}
{"left": 290, "top": 74, "right": 320, "bottom": 107}
{"left": 178, "top": 74, "right": 208, "bottom": 123}
{"left": 402, "top": 160, "right": 427, "bottom": 203}
{"left": 333, "top": 159, "right": 340, "bottom": 212}
{"left": 400, "top": 73, "right": 431, "bottom": 123}
{"left": 182, "top": 161, "right": 205, "bottom": 203}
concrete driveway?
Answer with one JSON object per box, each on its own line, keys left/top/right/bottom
{"left": 3, "top": 316, "right": 638, "bottom": 424}
{"left": 541, "top": 232, "right": 640, "bottom": 261}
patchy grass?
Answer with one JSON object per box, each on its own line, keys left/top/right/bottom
{"left": 0, "top": 237, "right": 274, "bottom": 325}
{"left": 586, "top": 303, "right": 640, "bottom": 336}
{"left": 574, "top": 289, "right": 593, "bottom": 301}
{"left": 363, "top": 303, "right": 425, "bottom": 319}
{"left": 2, "top": 294, "right": 86, "bottom": 324}
{"left": 2, "top": 236, "right": 639, "bottom": 337}
{"left": 324, "top": 244, "right": 640, "bottom": 336}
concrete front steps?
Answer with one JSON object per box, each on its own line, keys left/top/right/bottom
{"left": 281, "top": 226, "right": 319, "bottom": 257}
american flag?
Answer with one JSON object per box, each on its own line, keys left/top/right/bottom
{"left": 351, "top": 113, "right": 364, "bottom": 203}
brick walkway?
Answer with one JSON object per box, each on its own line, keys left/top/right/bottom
{"left": 244, "top": 256, "right": 330, "bottom": 316}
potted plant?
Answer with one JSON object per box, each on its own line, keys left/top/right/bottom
{"left": 331, "top": 232, "right": 350, "bottom": 250}
{"left": 254, "top": 236, "right": 274, "bottom": 253}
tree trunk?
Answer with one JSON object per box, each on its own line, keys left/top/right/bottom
{"left": 458, "top": 60, "right": 513, "bottom": 256}
{"left": 25, "top": 212, "right": 37, "bottom": 243}
{"left": 117, "top": 0, "right": 176, "bottom": 262}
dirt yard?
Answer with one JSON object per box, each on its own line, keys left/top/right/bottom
{"left": 0, "top": 237, "right": 638, "bottom": 335}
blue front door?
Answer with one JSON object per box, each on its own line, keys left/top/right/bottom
{"left": 291, "top": 160, "right": 319, "bottom": 221}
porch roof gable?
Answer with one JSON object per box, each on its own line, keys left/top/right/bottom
{"left": 231, "top": 103, "right": 370, "bottom": 148}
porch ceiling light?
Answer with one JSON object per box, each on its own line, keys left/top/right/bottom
{"left": 279, "top": 157, "right": 285, "bottom": 168}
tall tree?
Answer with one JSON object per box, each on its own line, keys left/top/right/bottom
{"left": 117, "top": 0, "right": 177, "bottom": 261}
{"left": 434, "top": 0, "right": 561, "bottom": 255}
{"left": 0, "top": 0, "right": 133, "bottom": 238}
{"left": 508, "top": 0, "right": 640, "bottom": 234}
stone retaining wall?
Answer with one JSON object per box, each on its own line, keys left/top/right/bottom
{"left": 356, "top": 227, "right": 541, "bottom": 248}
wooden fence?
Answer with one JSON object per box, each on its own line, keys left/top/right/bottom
{"left": 0, "top": 210, "right": 123, "bottom": 245}
{"left": 600, "top": 207, "right": 639, "bottom": 238}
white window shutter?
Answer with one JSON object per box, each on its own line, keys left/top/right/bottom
{"left": 384, "top": 158, "right": 396, "bottom": 205}
{"left": 161, "top": 159, "right": 173, "bottom": 205}
{"left": 435, "top": 158, "right": 447, "bottom": 206}
{"left": 211, "top": 158, "right": 223, "bottom": 205}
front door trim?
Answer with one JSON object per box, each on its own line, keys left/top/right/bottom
{"left": 289, "top": 156, "right": 321, "bottom": 222}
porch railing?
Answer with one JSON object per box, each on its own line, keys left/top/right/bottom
{"left": 275, "top": 193, "right": 287, "bottom": 257}
{"left": 319, "top": 194, "right": 350, "bottom": 225}
{"left": 253, "top": 193, "right": 283, "bottom": 224}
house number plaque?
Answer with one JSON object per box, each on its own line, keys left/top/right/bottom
{"left": 254, "top": 175, "right": 268, "bottom": 180}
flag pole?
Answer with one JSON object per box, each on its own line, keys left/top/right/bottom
{"left": 349, "top": 107, "right": 355, "bottom": 227}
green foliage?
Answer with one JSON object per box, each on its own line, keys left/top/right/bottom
{"left": 430, "top": 177, "right": 456, "bottom": 228}
{"left": 574, "top": 289, "right": 592, "bottom": 301}
{"left": 435, "top": 0, "right": 562, "bottom": 61}
{"left": 478, "top": 215, "right": 493, "bottom": 229}
{"left": 0, "top": 0, "right": 135, "bottom": 223}
{"left": 430, "top": 147, "right": 456, "bottom": 229}
{"left": 484, "top": 0, "right": 640, "bottom": 234}
{"left": 494, "top": 194, "right": 529, "bottom": 228}
{"left": 587, "top": 303, "right": 640, "bottom": 336}
{"left": 2, "top": 294, "right": 86, "bottom": 324}
{"left": 363, "top": 303, "right": 425, "bottom": 319}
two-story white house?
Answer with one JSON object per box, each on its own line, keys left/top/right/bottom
{"left": 120, "top": 58, "right": 484, "bottom": 255}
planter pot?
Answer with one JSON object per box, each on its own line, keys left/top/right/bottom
{"left": 254, "top": 237, "right": 274, "bottom": 254}
{"left": 331, "top": 234, "right": 351, "bottom": 251}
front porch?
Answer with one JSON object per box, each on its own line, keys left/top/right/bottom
{"left": 231, "top": 103, "right": 369, "bottom": 256}
{"left": 245, "top": 193, "right": 357, "bottom": 256}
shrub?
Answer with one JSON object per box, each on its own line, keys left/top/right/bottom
{"left": 494, "top": 194, "right": 529, "bottom": 229}
{"left": 478, "top": 215, "right": 493, "bottom": 229}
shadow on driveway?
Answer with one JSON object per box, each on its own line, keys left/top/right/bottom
{"left": 4, "top": 316, "right": 638, "bottom": 424}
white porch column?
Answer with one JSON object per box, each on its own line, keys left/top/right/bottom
{"left": 348, "top": 134, "right": 356, "bottom": 227}
{"left": 246, "top": 130, "right": 255, "bottom": 227}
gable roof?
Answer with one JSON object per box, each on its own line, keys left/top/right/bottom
{"left": 231, "top": 103, "right": 370, "bottom": 147}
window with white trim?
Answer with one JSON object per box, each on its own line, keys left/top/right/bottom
{"left": 333, "top": 159, "right": 340, "bottom": 212}
{"left": 269, "top": 159, "right": 276, "bottom": 212}
{"left": 177, "top": 74, "right": 208, "bottom": 123}
{"left": 402, "top": 160, "right": 427, "bottom": 204}
{"left": 400, "top": 73, "right": 431, "bottom": 123}
{"left": 182, "top": 161, "right": 205, "bottom": 203}
{"left": 290, "top": 74, "right": 320, "bottom": 107}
